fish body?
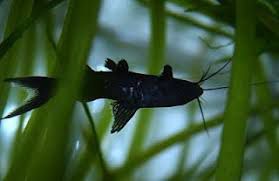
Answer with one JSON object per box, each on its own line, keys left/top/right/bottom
{"left": 82, "top": 70, "right": 203, "bottom": 108}
{"left": 3, "top": 59, "right": 203, "bottom": 133}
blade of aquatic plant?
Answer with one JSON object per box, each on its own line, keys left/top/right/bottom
{"left": 0, "top": 0, "right": 34, "bottom": 119}
{"left": 170, "top": 0, "right": 279, "bottom": 54}
{"left": 0, "top": 1, "right": 34, "bottom": 178}
{"left": 254, "top": 60, "right": 277, "bottom": 150}
{"left": 40, "top": 1, "right": 108, "bottom": 176}
{"left": 171, "top": 0, "right": 279, "bottom": 39}
{"left": 26, "top": 0, "right": 100, "bottom": 180}
{"left": 41, "top": 2, "right": 57, "bottom": 74}
{"left": 96, "top": 101, "right": 113, "bottom": 140}
{"left": 0, "top": 0, "right": 65, "bottom": 61}
{"left": 112, "top": 115, "right": 223, "bottom": 177}
{"left": 259, "top": 164, "right": 274, "bottom": 181}
{"left": 39, "top": 2, "right": 108, "bottom": 177}
{"left": 4, "top": 106, "right": 52, "bottom": 180}
{"left": 167, "top": 10, "right": 233, "bottom": 38}
{"left": 126, "top": 0, "right": 166, "bottom": 165}
{"left": 16, "top": 0, "right": 101, "bottom": 180}
{"left": 81, "top": 103, "right": 110, "bottom": 179}
{"left": 168, "top": 30, "right": 220, "bottom": 179}
{"left": 254, "top": 60, "right": 279, "bottom": 179}
{"left": 169, "top": 0, "right": 234, "bottom": 24}
{"left": 0, "top": 0, "right": 62, "bottom": 134}
{"left": 170, "top": 103, "right": 197, "bottom": 179}
{"left": 138, "top": 0, "right": 233, "bottom": 38}
{"left": 57, "top": 121, "right": 102, "bottom": 180}
{"left": 199, "top": 164, "right": 216, "bottom": 181}
{"left": 257, "top": 4, "right": 279, "bottom": 37}
{"left": 4, "top": 5, "right": 57, "bottom": 179}
{"left": 79, "top": 127, "right": 107, "bottom": 180}
{"left": 7, "top": 21, "right": 38, "bottom": 168}
{"left": 182, "top": 150, "right": 212, "bottom": 179}
{"left": 215, "top": 0, "right": 256, "bottom": 180}
{"left": 68, "top": 147, "right": 94, "bottom": 181}
{"left": 168, "top": 146, "right": 213, "bottom": 180}
{"left": 42, "top": 14, "right": 108, "bottom": 178}
{"left": 197, "top": 121, "right": 277, "bottom": 181}
{"left": 117, "top": 104, "right": 272, "bottom": 178}
{"left": 12, "top": 16, "right": 37, "bottom": 123}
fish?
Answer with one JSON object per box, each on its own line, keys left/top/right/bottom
{"left": 2, "top": 58, "right": 228, "bottom": 133}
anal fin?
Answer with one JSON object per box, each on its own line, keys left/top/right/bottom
{"left": 111, "top": 101, "right": 138, "bottom": 133}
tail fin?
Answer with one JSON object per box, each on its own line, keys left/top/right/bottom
{"left": 2, "top": 76, "right": 56, "bottom": 119}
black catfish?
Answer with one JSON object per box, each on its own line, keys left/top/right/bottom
{"left": 2, "top": 58, "right": 229, "bottom": 133}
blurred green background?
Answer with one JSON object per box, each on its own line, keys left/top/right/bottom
{"left": 0, "top": 0, "right": 278, "bottom": 180}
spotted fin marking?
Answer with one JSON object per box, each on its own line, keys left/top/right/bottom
{"left": 160, "top": 65, "right": 173, "bottom": 80}
{"left": 111, "top": 101, "right": 138, "bottom": 133}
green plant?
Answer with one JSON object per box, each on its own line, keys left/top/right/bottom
{"left": 0, "top": 0, "right": 278, "bottom": 180}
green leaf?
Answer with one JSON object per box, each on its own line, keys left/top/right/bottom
{"left": 215, "top": 0, "right": 256, "bottom": 180}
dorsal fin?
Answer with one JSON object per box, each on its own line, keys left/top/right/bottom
{"left": 160, "top": 65, "right": 173, "bottom": 79}
{"left": 105, "top": 58, "right": 117, "bottom": 71}
{"left": 111, "top": 101, "right": 138, "bottom": 133}
{"left": 116, "top": 59, "right": 129, "bottom": 73}
{"left": 105, "top": 58, "right": 129, "bottom": 73}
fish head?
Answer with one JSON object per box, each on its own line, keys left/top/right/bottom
{"left": 156, "top": 78, "right": 203, "bottom": 106}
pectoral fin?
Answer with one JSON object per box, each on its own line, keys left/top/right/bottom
{"left": 111, "top": 101, "right": 138, "bottom": 133}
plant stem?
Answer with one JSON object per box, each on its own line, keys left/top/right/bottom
{"left": 126, "top": 0, "right": 166, "bottom": 164}
{"left": 7, "top": 0, "right": 102, "bottom": 180}
{"left": 0, "top": 0, "right": 65, "bottom": 60}
{"left": 215, "top": 0, "right": 256, "bottom": 180}
{"left": 81, "top": 103, "right": 111, "bottom": 179}
{"left": 0, "top": 0, "right": 35, "bottom": 178}
{"left": 113, "top": 116, "right": 222, "bottom": 177}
